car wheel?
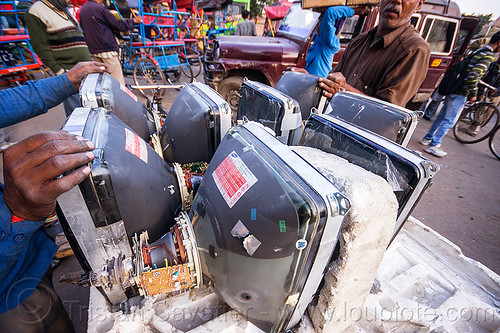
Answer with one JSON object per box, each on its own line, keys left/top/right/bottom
{"left": 218, "top": 76, "right": 244, "bottom": 122}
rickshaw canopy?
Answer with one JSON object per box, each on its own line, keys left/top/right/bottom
{"left": 264, "top": 1, "right": 292, "bottom": 20}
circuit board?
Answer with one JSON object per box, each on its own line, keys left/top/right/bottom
{"left": 140, "top": 264, "right": 193, "bottom": 296}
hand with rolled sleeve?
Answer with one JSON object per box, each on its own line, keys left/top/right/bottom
{"left": 66, "top": 61, "right": 109, "bottom": 89}
{"left": 3, "top": 131, "right": 95, "bottom": 221}
{"left": 318, "top": 72, "right": 364, "bottom": 99}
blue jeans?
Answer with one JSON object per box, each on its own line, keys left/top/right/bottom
{"left": 423, "top": 89, "right": 443, "bottom": 119}
{"left": 424, "top": 94, "right": 467, "bottom": 147}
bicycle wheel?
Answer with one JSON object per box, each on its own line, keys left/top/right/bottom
{"left": 489, "top": 125, "right": 500, "bottom": 160}
{"left": 185, "top": 54, "right": 202, "bottom": 78}
{"left": 133, "top": 58, "right": 167, "bottom": 99}
{"left": 453, "top": 102, "right": 500, "bottom": 144}
{"left": 179, "top": 53, "right": 194, "bottom": 83}
{"left": 184, "top": 43, "right": 203, "bottom": 78}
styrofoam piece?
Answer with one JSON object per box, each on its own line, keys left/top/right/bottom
{"left": 344, "top": 217, "right": 500, "bottom": 333}
{"left": 292, "top": 146, "right": 398, "bottom": 332}
{"left": 186, "top": 310, "right": 264, "bottom": 333}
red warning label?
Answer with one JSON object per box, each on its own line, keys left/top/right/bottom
{"left": 212, "top": 151, "right": 257, "bottom": 208}
{"left": 125, "top": 128, "right": 148, "bottom": 163}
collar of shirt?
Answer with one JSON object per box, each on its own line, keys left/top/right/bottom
{"left": 370, "top": 22, "right": 412, "bottom": 49}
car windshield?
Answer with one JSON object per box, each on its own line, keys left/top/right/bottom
{"left": 277, "top": 3, "right": 320, "bottom": 41}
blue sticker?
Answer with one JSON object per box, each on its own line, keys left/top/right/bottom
{"left": 251, "top": 208, "right": 256, "bottom": 220}
{"left": 296, "top": 239, "right": 308, "bottom": 251}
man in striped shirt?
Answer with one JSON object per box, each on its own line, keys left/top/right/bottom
{"left": 420, "top": 31, "right": 500, "bottom": 157}
{"left": 26, "top": 0, "right": 91, "bottom": 116}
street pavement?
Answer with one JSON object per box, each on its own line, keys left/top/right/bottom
{"left": 0, "top": 75, "right": 499, "bottom": 332}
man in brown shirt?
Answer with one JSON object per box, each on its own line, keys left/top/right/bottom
{"left": 319, "top": 0, "right": 430, "bottom": 106}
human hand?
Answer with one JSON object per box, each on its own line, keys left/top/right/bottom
{"left": 66, "top": 61, "right": 109, "bottom": 89}
{"left": 133, "top": 15, "right": 142, "bottom": 24}
{"left": 318, "top": 72, "right": 346, "bottom": 98}
{"left": 3, "top": 131, "right": 95, "bottom": 221}
{"left": 285, "top": 67, "right": 308, "bottom": 73}
{"left": 469, "top": 96, "right": 477, "bottom": 103}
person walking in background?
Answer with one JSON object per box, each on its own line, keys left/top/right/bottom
{"left": 422, "top": 87, "right": 443, "bottom": 120}
{"left": 79, "top": 0, "right": 142, "bottom": 85}
{"left": 420, "top": 31, "right": 500, "bottom": 157}
{"left": 234, "top": 9, "right": 256, "bottom": 36}
{"left": 479, "top": 58, "right": 500, "bottom": 106}
{"left": 25, "top": 0, "right": 92, "bottom": 116}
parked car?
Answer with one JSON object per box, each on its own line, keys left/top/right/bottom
{"left": 203, "top": 0, "right": 479, "bottom": 113}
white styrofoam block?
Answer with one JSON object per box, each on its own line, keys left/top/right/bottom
{"left": 344, "top": 217, "right": 500, "bottom": 333}
{"left": 292, "top": 146, "right": 398, "bottom": 332}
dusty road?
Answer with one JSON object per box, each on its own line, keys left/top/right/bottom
{"left": 1, "top": 76, "right": 498, "bottom": 332}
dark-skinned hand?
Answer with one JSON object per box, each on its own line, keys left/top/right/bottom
{"left": 318, "top": 72, "right": 346, "bottom": 98}
{"left": 3, "top": 131, "right": 95, "bottom": 221}
{"left": 66, "top": 61, "right": 110, "bottom": 90}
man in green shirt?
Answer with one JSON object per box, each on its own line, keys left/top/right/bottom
{"left": 26, "top": 0, "right": 92, "bottom": 116}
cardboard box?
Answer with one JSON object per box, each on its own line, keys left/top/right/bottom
{"left": 301, "top": 0, "right": 379, "bottom": 9}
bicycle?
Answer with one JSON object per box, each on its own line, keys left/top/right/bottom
{"left": 489, "top": 124, "right": 500, "bottom": 160}
{"left": 111, "top": 0, "right": 195, "bottom": 99}
{"left": 453, "top": 80, "right": 500, "bottom": 144}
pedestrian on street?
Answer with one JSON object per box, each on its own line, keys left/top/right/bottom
{"left": 79, "top": 0, "right": 142, "bottom": 85}
{"left": 234, "top": 9, "right": 256, "bottom": 36}
{"left": 479, "top": 58, "right": 500, "bottom": 106}
{"left": 25, "top": 0, "right": 92, "bottom": 116}
{"left": 422, "top": 87, "right": 443, "bottom": 120}
{"left": 420, "top": 31, "right": 500, "bottom": 157}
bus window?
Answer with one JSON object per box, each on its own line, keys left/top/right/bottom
{"left": 421, "top": 16, "right": 458, "bottom": 54}
{"left": 453, "top": 28, "right": 470, "bottom": 54}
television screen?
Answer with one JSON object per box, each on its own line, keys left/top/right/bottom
{"left": 160, "top": 82, "right": 231, "bottom": 164}
{"left": 237, "top": 81, "right": 302, "bottom": 145}
{"left": 300, "top": 114, "right": 439, "bottom": 239}
{"left": 80, "top": 73, "right": 155, "bottom": 140}
{"left": 190, "top": 122, "right": 349, "bottom": 331}
{"left": 58, "top": 107, "right": 182, "bottom": 304}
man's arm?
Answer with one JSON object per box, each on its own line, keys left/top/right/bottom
{"left": 0, "top": 132, "right": 95, "bottom": 284}
{"left": 0, "top": 62, "right": 108, "bottom": 128}
{"left": 25, "top": 12, "right": 63, "bottom": 75}
{"left": 322, "top": 41, "right": 430, "bottom": 106}
{"left": 0, "top": 76, "right": 75, "bottom": 128}
{"left": 101, "top": 6, "right": 140, "bottom": 32}
{"left": 462, "top": 48, "right": 496, "bottom": 99}
{"left": 320, "top": 6, "right": 354, "bottom": 49}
